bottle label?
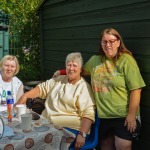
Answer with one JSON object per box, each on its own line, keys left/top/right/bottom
{"left": 7, "top": 104, "right": 13, "bottom": 122}
{"left": 7, "top": 99, "right": 14, "bottom": 104}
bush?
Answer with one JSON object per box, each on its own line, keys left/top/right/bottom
{"left": 1, "top": 0, "right": 44, "bottom": 82}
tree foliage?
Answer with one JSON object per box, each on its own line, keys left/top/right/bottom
{"left": 0, "top": 0, "right": 44, "bottom": 82}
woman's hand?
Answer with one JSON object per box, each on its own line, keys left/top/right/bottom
{"left": 74, "top": 118, "right": 93, "bottom": 149}
{"left": 124, "top": 114, "right": 137, "bottom": 133}
{"left": 52, "top": 70, "right": 60, "bottom": 78}
{"left": 125, "top": 89, "right": 141, "bottom": 133}
{"left": 75, "top": 134, "right": 86, "bottom": 150}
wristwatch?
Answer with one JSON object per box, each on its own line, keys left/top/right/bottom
{"left": 78, "top": 131, "right": 87, "bottom": 138}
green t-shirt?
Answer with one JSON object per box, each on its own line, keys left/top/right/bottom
{"left": 84, "top": 54, "right": 146, "bottom": 118}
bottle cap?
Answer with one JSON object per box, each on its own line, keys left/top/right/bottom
{"left": 7, "top": 91, "right": 11, "bottom": 95}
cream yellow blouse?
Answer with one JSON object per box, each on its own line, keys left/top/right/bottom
{"left": 38, "top": 75, "right": 96, "bottom": 130}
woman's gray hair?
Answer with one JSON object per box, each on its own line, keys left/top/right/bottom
{"left": 0, "top": 55, "right": 20, "bottom": 75}
{"left": 65, "top": 52, "right": 83, "bottom": 67}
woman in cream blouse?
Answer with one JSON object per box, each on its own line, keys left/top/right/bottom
{"left": 16, "top": 52, "right": 96, "bottom": 150}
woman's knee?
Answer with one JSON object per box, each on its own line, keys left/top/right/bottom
{"left": 98, "top": 135, "right": 115, "bottom": 150}
{"left": 115, "top": 136, "right": 132, "bottom": 150}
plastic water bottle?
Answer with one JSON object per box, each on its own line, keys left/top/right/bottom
{"left": 1, "top": 90, "right": 7, "bottom": 105}
{"left": 6, "top": 91, "right": 14, "bottom": 123}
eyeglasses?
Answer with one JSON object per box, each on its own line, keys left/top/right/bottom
{"left": 101, "top": 39, "right": 118, "bottom": 46}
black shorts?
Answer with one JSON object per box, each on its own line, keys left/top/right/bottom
{"left": 98, "top": 118, "right": 141, "bottom": 141}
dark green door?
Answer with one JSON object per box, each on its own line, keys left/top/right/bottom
{"left": 0, "top": 11, "right": 9, "bottom": 58}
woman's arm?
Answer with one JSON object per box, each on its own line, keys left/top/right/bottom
{"left": 15, "top": 86, "right": 40, "bottom": 106}
{"left": 53, "top": 68, "right": 90, "bottom": 78}
{"left": 53, "top": 70, "right": 65, "bottom": 77}
{"left": 75, "top": 117, "right": 93, "bottom": 150}
{"left": 124, "top": 89, "right": 141, "bottom": 133}
{"left": 81, "top": 69, "right": 90, "bottom": 76}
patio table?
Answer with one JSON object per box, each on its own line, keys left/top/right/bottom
{"left": 0, "top": 108, "right": 75, "bottom": 150}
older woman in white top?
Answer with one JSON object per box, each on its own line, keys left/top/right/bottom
{"left": 16, "top": 52, "right": 96, "bottom": 150}
{"left": 0, "top": 55, "right": 24, "bottom": 104}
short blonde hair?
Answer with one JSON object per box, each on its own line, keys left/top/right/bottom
{"left": 66, "top": 52, "right": 83, "bottom": 67}
{"left": 0, "top": 55, "right": 20, "bottom": 75}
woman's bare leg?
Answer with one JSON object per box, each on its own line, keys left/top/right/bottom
{"left": 115, "top": 136, "right": 132, "bottom": 150}
{"left": 96, "top": 135, "right": 115, "bottom": 150}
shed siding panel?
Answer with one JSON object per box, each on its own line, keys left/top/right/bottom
{"left": 39, "top": 0, "right": 150, "bottom": 149}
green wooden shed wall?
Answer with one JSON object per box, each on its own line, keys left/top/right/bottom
{"left": 39, "top": 0, "right": 150, "bottom": 149}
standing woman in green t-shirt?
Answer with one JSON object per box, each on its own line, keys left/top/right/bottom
{"left": 83, "top": 28, "right": 146, "bottom": 150}
{"left": 53, "top": 28, "right": 146, "bottom": 150}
